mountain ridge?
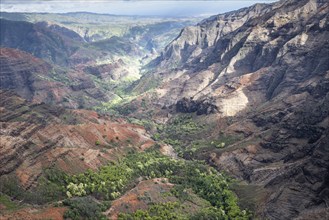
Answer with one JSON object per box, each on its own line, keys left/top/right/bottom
{"left": 126, "top": 0, "right": 329, "bottom": 219}
{"left": 0, "top": 1, "right": 328, "bottom": 219}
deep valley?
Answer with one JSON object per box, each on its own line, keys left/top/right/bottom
{"left": 0, "top": 0, "right": 328, "bottom": 219}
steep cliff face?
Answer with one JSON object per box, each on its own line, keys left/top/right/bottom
{"left": 1, "top": 1, "right": 328, "bottom": 219}
{"left": 140, "top": 0, "right": 328, "bottom": 113}
{"left": 133, "top": 0, "right": 329, "bottom": 219}
{"left": 209, "top": 73, "right": 329, "bottom": 219}
{"left": 150, "top": 2, "right": 272, "bottom": 69}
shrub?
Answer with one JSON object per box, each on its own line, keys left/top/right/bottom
{"left": 63, "top": 196, "right": 107, "bottom": 220}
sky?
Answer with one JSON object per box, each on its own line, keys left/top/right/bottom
{"left": 1, "top": 0, "right": 277, "bottom": 17}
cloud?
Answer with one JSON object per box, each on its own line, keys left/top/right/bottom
{"left": 0, "top": 0, "right": 277, "bottom": 16}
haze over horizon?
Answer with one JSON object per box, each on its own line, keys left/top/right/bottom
{"left": 1, "top": 0, "right": 277, "bottom": 17}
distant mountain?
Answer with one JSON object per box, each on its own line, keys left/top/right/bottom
{"left": 0, "top": 18, "right": 186, "bottom": 108}
{"left": 129, "top": 0, "right": 329, "bottom": 219}
{"left": 36, "top": 21, "right": 85, "bottom": 43}
{"left": 0, "top": 11, "right": 200, "bottom": 49}
{"left": 0, "top": 19, "right": 81, "bottom": 66}
{"left": 0, "top": 14, "right": 201, "bottom": 109}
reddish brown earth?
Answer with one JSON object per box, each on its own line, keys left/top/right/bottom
{"left": 0, "top": 48, "right": 109, "bottom": 108}
{"left": 106, "top": 178, "right": 209, "bottom": 220}
{"left": 0, "top": 90, "right": 155, "bottom": 190}
{"left": 0, "top": 206, "right": 66, "bottom": 220}
{"left": 106, "top": 178, "right": 174, "bottom": 219}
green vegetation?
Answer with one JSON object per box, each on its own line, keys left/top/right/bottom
{"left": 63, "top": 196, "right": 108, "bottom": 220}
{"left": 119, "top": 202, "right": 233, "bottom": 220}
{"left": 231, "top": 183, "right": 268, "bottom": 214}
{"left": 158, "top": 115, "right": 205, "bottom": 150}
{"left": 0, "top": 104, "right": 247, "bottom": 220}
{"left": 0, "top": 11, "right": 252, "bottom": 220}
{"left": 153, "top": 114, "right": 242, "bottom": 158}
{"left": 191, "top": 207, "right": 229, "bottom": 220}
{"left": 0, "top": 193, "right": 20, "bottom": 211}
{"left": 163, "top": 115, "right": 203, "bottom": 137}
{"left": 130, "top": 73, "right": 161, "bottom": 94}
{"left": 93, "top": 79, "right": 141, "bottom": 115}
{"left": 65, "top": 162, "right": 132, "bottom": 200}
{"left": 61, "top": 150, "right": 250, "bottom": 219}
{"left": 0, "top": 171, "right": 66, "bottom": 205}
{"left": 0, "top": 149, "right": 247, "bottom": 218}
{"left": 118, "top": 202, "right": 189, "bottom": 220}
{"left": 0, "top": 146, "right": 249, "bottom": 219}
{"left": 128, "top": 117, "right": 157, "bottom": 132}
{"left": 91, "top": 37, "right": 135, "bottom": 55}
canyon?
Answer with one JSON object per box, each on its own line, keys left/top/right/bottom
{"left": 0, "top": 0, "right": 328, "bottom": 219}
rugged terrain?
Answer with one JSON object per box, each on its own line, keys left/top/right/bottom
{"left": 0, "top": 48, "right": 111, "bottom": 108}
{"left": 0, "top": 90, "right": 155, "bottom": 188}
{"left": 0, "top": 0, "right": 328, "bottom": 219}
{"left": 0, "top": 89, "right": 165, "bottom": 218}
{"left": 0, "top": 91, "right": 247, "bottom": 219}
{"left": 126, "top": 0, "right": 329, "bottom": 219}
{"left": 0, "top": 12, "right": 200, "bottom": 47}
{"left": 0, "top": 16, "right": 201, "bottom": 110}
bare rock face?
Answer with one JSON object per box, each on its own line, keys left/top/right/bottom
{"left": 151, "top": 2, "right": 272, "bottom": 69}
{"left": 136, "top": 0, "right": 329, "bottom": 219}
{"left": 176, "top": 97, "right": 218, "bottom": 115}
{"left": 140, "top": 0, "right": 328, "bottom": 115}
{"left": 211, "top": 74, "right": 329, "bottom": 219}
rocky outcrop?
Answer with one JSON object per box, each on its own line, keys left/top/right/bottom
{"left": 150, "top": 2, "right": 273, "bottom": 69}
{"left": 176, "top": 97, "right": 218, "bottom": 115}
{"left": 0, "top": 1, "right": 328, "bottom": 218}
